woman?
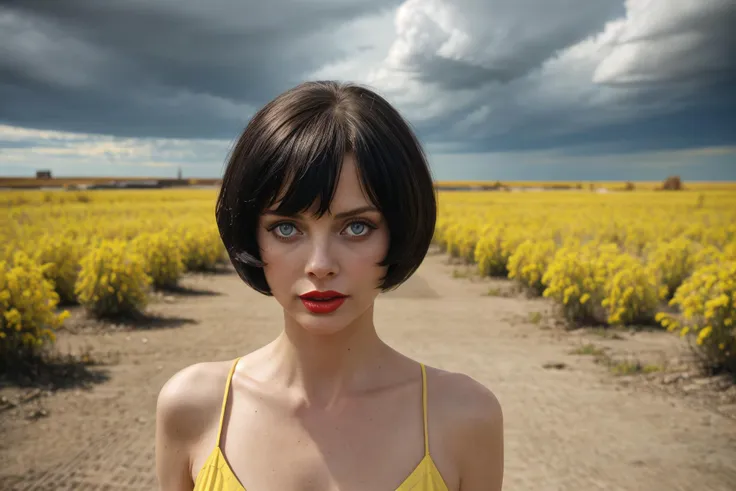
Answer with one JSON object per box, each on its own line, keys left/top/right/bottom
{"left": 155, "top": 80, "right": 504, "bottom": 491}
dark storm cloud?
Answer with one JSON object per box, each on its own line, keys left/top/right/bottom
{"left": 454, "top": 96, "right": 736, "bottom": 155}
{"left": 0, "top": 0, "right": 734, "bottom": 165}
{"left": 0, "top": 0, "right": 401, "bottom": 138}
{"left": 386, "top": 0, "right": 736, "bottom": 155}
{"left": 414, "top": 74, "right": 736, "bottom": 155}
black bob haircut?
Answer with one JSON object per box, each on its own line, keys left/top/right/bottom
{"left": 215, "top": 80, "right": 437, "bottom": 296}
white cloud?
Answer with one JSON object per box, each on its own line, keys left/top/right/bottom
{"left": 594, "top": 0, "right": 735, "bottom": 85}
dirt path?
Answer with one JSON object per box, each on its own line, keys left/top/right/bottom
{"left": 1, "top": 248, "right": 735, "bottom": 491}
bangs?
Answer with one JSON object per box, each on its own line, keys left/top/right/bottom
{"left": 216, "top": 80, "right": 436, "bottom": 296}
{"left": 256, "top": 110, "right": 356, "bottom": 218}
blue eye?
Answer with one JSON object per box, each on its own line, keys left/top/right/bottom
{"left": 348, "top": 222, "right": 366, "bottom": 235}
{"left": 277, "top": 223, "right": 296, "bottom": 236}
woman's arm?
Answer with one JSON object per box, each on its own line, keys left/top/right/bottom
{"left": 155, "top": 364, "right": 216, "bottom": 491}
{"left": 458, "top": 389, "right": 504, "bottom": 491}
{"left": 444, "top": 374, "right": 505, "bottom": 491}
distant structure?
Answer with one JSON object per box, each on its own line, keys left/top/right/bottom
{"left": 177, "top": 167, "right": 182, "bottom": 180}
{"left": 36, "top": 170, "right": 52, "bottom": 179}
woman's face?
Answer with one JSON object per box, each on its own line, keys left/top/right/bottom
{"left": 257, "top": 154, "right": 390, "bottom": 335}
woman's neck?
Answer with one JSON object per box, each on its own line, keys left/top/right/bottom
{"left": 260, "top": 305, "right": 395, "bottom": 409}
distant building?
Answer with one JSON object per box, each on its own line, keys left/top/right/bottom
{"left": 36, "top": 170, "right": 52, "bottom": 179}
{"left": 177, "top": 167, "right": 183, "bottom": 180}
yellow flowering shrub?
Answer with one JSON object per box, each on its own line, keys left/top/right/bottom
{"left": 621, "top": 223, "right": 657, "bottom": 257}
{"left": 1, "top": 242, "right": 15, "bottom": 263}
{"left": 474, "top": 225, "right": 510, "bottom": 277}
{"left": 32, "top": 232, "right": 87, "bottom": 304}
{"left": 130, "top": 231, "right": 185, "bottom": 289}
{"left": 473, "top": 223, "right": 528, "bottom": 277}
{"left": 176, "top": 222, "right": 227, "bottom": 272}
{"left": 656, "top": 261, "right": 736, "bottom": 374}
{"left": 645, "top": 237, "right": 700, "bottom": 300}
{"left": 0, "top": 189, "right": 237, "bottom": 368}
{"left": 74, "top": 239, "right": 152, "bottom": 318}
{"left": 431, "top": 189, "right": 736, "bottom": 374}
{"left": 443, "top": 221, "right": 465, "bottom": 258}
{"left": 542, "top": 242, "right": 608, "bottom": 324}
{"left": 507, "top": 238, "right": 557, "bottom": 295}
{"left": 722, "top": 241, "right": 736, "bottom": 261}
{"left": 600, "top": 252, "right": 659, "bottom": 326}
{"left": 2, "top": 186, "right": 735, "bottom": 374}
{"left": 691, "top": 244, "right": 727, "bottom": 268}
{"left": 455, "top": 222, "right": 481, "bottom": 263}
{"left": 432, "top": 216, "right": 451, "bottom": 252}
{"left": 0, "top": 251, "right": 70, "bottom": 362}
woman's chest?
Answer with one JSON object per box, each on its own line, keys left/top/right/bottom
{"left": 191, "top": 394, "right": 453, "bottom": 491}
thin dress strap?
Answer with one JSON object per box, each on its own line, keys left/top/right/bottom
{"left": 216, "top": 357, "right": 241, "bottom": 447}
{"left": 421, "top": 363, "right": 429, "bottom": 456}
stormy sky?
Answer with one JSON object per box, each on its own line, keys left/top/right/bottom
{"left": 1, "top": 0, "right": 735, "bottom": 181}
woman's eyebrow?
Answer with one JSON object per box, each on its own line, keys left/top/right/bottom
{"left": 331, "top": 206, "right": 379, "bottom": 219}
{"left": 263, "top": 206, "right": 379, "bottom": 219}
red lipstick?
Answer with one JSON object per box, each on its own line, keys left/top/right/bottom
{"left": 299, "top": 290, "right": 347, "bottom": 314}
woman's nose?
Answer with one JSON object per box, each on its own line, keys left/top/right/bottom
{"left": 304, "top": 237, "right": 339, "bottom": 279}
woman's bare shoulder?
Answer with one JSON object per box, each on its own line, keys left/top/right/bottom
{"left": 155, "top": 359, "right": 236, "bottom": 489}
{"left": 426, "top": 366, "right": 504, "bottom": 490}
{"left": 427, "top": 366, "right": 502, "bottom": 419}
{"left": 155, "top": 359, "right": 236, "bottom": 445}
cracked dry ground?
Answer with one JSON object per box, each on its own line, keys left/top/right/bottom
{"left": 1, "top": 248, "right": 735, "bottom": 491}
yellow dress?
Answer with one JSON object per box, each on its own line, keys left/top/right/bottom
{"left": 193, "top": 358, "right": 449, "bottom": 491}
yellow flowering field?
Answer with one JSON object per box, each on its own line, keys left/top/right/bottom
{"left": 1, "top": 189, "right": 226, "bottom": 363}
{"left": 3, "top": 186, "right": 735, "bottom": 376}
{"left": 434, "top": 180, "right": 736, "bottom": 191}
{"left": 433, "top": 189, "right": 736, "bottom": 375}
